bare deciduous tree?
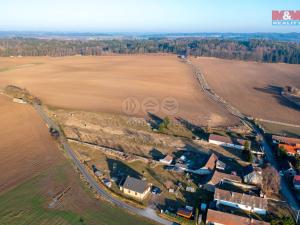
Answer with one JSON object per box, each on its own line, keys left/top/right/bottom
{"left": 262, "top": 164, "right": 280, "bottom": 197}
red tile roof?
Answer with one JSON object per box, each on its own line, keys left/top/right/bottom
{"left": 210, "top": 171, "right": 242, "bottom": 185}
{"left": 163, "top": 155, "right": 173, "bottom": 162}
{"left": 279, "top": 144, "right": 297, "bottom": 155}
{"left": 204, "top": 153, "right": 218, "bottom": 171}
{"left": 177, "top": 208, "right": 193, "bottom": 219}
{"left": 206, "top": 209, "right": 270, "bottom": 225}
{"left": 294, "top": 175, "right": 300, "bottom": 186}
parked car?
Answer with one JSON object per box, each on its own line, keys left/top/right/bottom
{"left": 152, "top": 187, "right": 161, "bottom": 195}
{"left": 279, "top": 170, "right": 284, "bottom": 177}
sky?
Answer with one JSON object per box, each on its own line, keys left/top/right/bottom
{"left": 1, "top": 0, "right": 300, "bottom": 33}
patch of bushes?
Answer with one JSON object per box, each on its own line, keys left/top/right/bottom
{"left": 4, "top": 85, "right": 41, "bottom": 105}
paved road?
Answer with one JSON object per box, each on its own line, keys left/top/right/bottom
{"left": 34, "top": 104, "right": 172, "bottom": 225}
{"left": 250, "top": 122, "right": 300, "bottom": 211}
{"left": 187, "top": 61, "right": 300, "bottom": 213}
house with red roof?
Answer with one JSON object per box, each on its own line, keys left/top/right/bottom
{"left": 279, "top": 144, "right": 300, "bottom": 157}
{"left": 293, "top": 175, "right": 300, "bottom": 190}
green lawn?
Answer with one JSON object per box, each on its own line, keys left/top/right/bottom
{"left": 0, "top": 162, "right": 157, "bottom": 225}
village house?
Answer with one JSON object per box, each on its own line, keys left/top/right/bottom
{"left": 243, "top": 165, "right": 263, "bottom": 186}
{"left": 273, "top": 135, "right": 300, "bottom": 157}
{"left": 208, "top": 134, "right": 250, "bottom": 150}
{"left": 278, "top": 143, "right": 300, "bottom": 157}
{"left": 282, "top": 160, "right": 296, "bottom": 176}
{"left": 214, "top": 188, "right": 268, "bottom": 215}
{"left": 293, "top": 175, "right": 300, "bottom": 190}
{"left": 120, "top": 176, "right": 151, "bottom": 200}
{"left": 187, "top": 153, "right": 218, "bottom": 175}
{"left": 206, "top": 209, "right": 270, "bottom": 225}
{"left": 159, "top": 155, "right": 173, "bottom": 165}
{"left": 210, "top": 171, "right": 242, "bottom": 186}
{"left": 205, "top": 171, "right": 242, "bottom": 192}
{"left": 272, "top": 135, "right": 300, "bottom": 146}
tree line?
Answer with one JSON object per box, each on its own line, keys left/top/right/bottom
{"left": 0, "top": 38, "right": 300, "bottom": 64}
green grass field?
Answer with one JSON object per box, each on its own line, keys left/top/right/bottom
{"left": 0, "top": 161, "right": 157, "bottom": 225}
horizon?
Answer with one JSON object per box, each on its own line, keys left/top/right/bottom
{"left": 1, "top": 31, "right": 300, "bottom": 34}
{"left": 1, "top": 0, "right": 299, "bottom": 33}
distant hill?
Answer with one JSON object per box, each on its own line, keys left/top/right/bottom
{"left": 0, "top": 32, "right": 300, "bottom": 43}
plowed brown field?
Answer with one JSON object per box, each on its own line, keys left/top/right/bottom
{"left": 191, "top": 57, "right": 300, "bottom": 125}
{"left": 0, "top": 95, "right": 62, "bottom": 192}
{"left": 0, "top": 55, "right": 238, "bottom": 126}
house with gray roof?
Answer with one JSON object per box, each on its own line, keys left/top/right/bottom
{"left": 120, "top": 176, "right": 151, "bottom": 200}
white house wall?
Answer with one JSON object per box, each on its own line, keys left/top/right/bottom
{"left": 216, "top": 199, "right": 266, "bottom": 215}
{"left": 209, "top": 140, "right": 244, "bottom": 150}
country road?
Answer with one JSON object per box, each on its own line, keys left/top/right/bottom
{"left": 33, "top": 104, "right": 172, "bottom": 225}
{"left": 246, "top": 120, "right": 300, "bottom": 211}
{"left": 187, "top": 60, "right": 300, "bottom": 214}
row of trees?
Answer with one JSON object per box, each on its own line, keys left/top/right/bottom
{"left": 0, "top": 38, "right": 300, "bottom": 64}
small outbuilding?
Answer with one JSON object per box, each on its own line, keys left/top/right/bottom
{"left": 177, "top": 207, "right": 193, "bottom": 219}
{"left": 216, "top": 160, "right": 226, "bottom": 171}
{"left": 102, "top": 178, "right": 112, "bottom": 188}
{"left": 159, "top": 155, "right": 173, "bottom": 165}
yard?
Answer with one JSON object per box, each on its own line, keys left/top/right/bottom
{"left": 71, "top": 141, "right": 204, "bottom": 210}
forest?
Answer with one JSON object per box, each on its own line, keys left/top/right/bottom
{"left": 0, "top": 38, "right": 300, "bottom": 64}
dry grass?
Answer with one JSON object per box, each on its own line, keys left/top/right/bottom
{"left": 0, "top": 55, "right": 238, "bottom": 126}
{"left": 191, "top": 57, "right": 300, "bottom": 125}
